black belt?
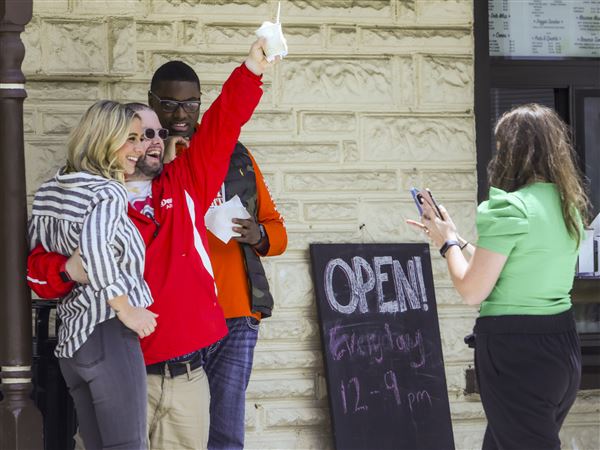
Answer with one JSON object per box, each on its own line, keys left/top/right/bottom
{"left": 146, "top": 351, "right": 203, "bottom": 378}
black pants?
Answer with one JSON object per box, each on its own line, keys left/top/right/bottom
{"left": 474, "top": 310, "right": 581, "bottom": 450}
{"left": 59, "top": 318, "right": 148, "bottom": 450}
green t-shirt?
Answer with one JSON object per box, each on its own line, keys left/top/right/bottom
{"left": 476, "top": 183, "right": 581, "bottom": 317}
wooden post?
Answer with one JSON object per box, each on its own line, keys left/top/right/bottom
{"left": 0, "top": 0, "right": 44, "bottom": 448}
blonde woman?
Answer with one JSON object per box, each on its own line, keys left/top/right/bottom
{"left": 28, "top": 100, "right": 157, "bottom": 450}
{"left": 408, "top": 104, "right": 588, "bottom": 450}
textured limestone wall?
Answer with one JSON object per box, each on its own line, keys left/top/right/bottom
{"left": 22, "top": 1, "right": 599, "bottom": 449}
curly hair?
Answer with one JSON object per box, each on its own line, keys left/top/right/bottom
{"left": 488, "top": 103, "right": 590, "bottom": 244}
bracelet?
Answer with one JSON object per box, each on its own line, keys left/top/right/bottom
{"left": 456, "top": 234, "right": 469, "bottom": 250}
{"left": 439, "top": 240, "right": 460, "bottom": 258}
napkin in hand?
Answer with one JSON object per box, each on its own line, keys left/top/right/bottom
{"left": 205, "top": 195, "right": 251, "bottom": 244}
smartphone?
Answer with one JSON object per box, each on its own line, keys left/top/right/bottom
{"left": 410, "top": 187, "right": 444, "bottom": 220}
{"left": 410, "top": 187, "right": 423, "bottom": 215}
{"left": 421, "top": 188, "right": 444, "bottom": 220}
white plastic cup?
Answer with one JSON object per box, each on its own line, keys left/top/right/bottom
{"left": 255, "top": 21, "right": 288, "bottom": 62}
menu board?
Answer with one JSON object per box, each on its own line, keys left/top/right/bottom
{"left": 489, "top": 0, "right": 600, "bottom": 58}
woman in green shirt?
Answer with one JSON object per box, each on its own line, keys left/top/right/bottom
{"left": 409, "top": 104, "right": 589, "bottom": 450}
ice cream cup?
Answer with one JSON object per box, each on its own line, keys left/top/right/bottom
{"left": 255, "top": 21, "right": 288, "bottom": 62}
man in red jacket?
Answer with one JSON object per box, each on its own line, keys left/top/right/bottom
{"left": 149, "top": 62, "right": 287, "bottom": 449}
{"left": 27, "top": 39, "right": 271, "bottom": 450}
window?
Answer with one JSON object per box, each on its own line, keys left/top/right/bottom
{"left": 473, "top": 0, "right": 600, "bottom": 391}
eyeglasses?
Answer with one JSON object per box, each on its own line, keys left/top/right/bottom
{"left": 148, "top": 91, "right": 201, "bottom": 113}
{"left": 143, "top": 128, "right": 169, "bottom": 140}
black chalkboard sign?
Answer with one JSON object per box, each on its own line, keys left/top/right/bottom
{"left": 310, "top": 243, "right": 455, "bottom": 450}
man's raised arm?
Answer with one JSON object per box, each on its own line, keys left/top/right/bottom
{"left": 180, "top": 39, "right": 273, "bottom": 213}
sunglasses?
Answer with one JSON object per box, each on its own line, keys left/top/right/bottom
{"left": 143, "top": 128, "right": 169, "bottom": 140}
{"left": 149, "top": 91, "right": 201, "bottom": 114}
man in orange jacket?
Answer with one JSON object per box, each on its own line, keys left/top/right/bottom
{"left": 148, "top": 60, "right": 288, "bottom": 450}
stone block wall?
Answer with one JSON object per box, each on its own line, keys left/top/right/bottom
{"left": 22, "top": 1, "right": 599, "bottom": 449}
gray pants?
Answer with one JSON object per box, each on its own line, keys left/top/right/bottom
{"left": 59, "top": 318, "right": 147, "bottom": 450}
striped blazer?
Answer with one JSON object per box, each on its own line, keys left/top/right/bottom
{"left": 28, "top": 169, "right": 153, "bottom": 358}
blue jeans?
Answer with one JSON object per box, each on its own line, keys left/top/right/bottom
{"left": 204, "top": 316, "right": 259, "bottom": 450}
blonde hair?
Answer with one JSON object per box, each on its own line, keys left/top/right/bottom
{"left": 488, "top": 103, "right": 590, "bottom": 244}
{"left": 66, "top": 100, "right": 139, "bottom": 184}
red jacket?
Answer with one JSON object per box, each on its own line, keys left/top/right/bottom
{"left": 27, "top": 64, "right": 263, "bottom": 365}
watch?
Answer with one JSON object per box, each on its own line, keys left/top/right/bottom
{"left": 59, "top": 260, "right": 72, "bottom": 283}
{"left": 439, "top": 240, "right": 460, "bottom": 258}
{"left": 255, "top": 223, "right": 267, "bottom": 246}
